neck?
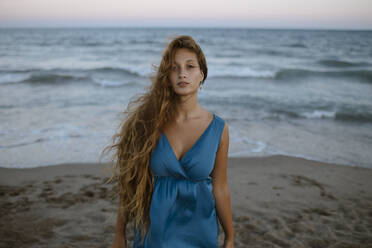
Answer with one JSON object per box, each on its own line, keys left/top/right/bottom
{"left": 176, "top": 94, "right": 200, "bottom": 120}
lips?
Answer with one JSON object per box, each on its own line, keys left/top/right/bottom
{"left": 177, "top": 81, "right": 189, "bottom": 86}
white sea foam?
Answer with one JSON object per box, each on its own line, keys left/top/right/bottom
{"left": 0, "top": 72, "right": 31, "bottom": 84}
{"left": 300, "top": 110, "right": 336, "bottom": 119}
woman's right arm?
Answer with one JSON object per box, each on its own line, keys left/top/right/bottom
{"left": 110, "top": 198, "right": 128, "bottom": 248}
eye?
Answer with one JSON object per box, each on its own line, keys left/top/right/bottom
{"left": 187, "top": 65, "right": 195, "bottom": 68}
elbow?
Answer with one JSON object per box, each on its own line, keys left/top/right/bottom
{"left": 212, "top": 183, "right": 230, "bottom": 198}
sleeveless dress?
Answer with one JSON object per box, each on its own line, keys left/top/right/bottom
{"left": 132, "top": 113, "right": 225, "bottom": 248}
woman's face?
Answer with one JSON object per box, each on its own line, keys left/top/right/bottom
{"left": 169, "top": 48, "right": 204, "bottom": 96}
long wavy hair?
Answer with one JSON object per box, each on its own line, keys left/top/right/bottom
{"left": 100, "top": 35, "right": 208, "bottom": 241}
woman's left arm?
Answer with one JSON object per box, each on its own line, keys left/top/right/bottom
{"left": 211, "top": 122, "right": 234, "bottom": 247}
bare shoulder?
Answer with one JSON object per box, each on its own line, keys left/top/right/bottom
{"left": 201, "top": 108, "right": 214, "bottom": 121}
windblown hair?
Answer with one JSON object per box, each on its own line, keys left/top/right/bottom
{"left": 100, "top": 35, "right": 208, "bottom": 241}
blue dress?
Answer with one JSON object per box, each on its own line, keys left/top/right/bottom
{"left": 132, "top": 113, "right": 225, "bottom": 248}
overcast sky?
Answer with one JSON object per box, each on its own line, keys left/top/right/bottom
{"left": 1, "top": 0, "right": 371, "bottom": 29}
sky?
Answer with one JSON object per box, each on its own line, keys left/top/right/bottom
{"left": 0, "top": 0, "right": 372, "bottom": 30}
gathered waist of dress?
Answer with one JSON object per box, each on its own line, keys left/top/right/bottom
{"left": 153, "top": 174, "right": 212, "bottom": 183}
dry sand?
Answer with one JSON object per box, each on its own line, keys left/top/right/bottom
{"left": 0, "top": 155, "right": 371, "bottom": 248}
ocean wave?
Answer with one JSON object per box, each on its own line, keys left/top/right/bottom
{"left": 208, "top": 68, "right": 276, "bottom": 79}
{"left": 27, "top": 74, "right": 88, "bottom": 84}
{"left": 0, "top": 67, "right": 142, "bottom": 85}
{"left": 274, "top": 68, "right": 372, "bottom": 83}
{"left": 52, "top": 40, "right": 126, "bottom": 47}
{"left": 214, "top": 53, "right": 243, "bottom": 58}
{"left": 0, "top": 104, "right": 15, "bottom": 109}
{"left": 0, "top": 72, "right": 31, "bottom": 84}
{"left": 91, "top": 77, "right": 139, "bottom": 87}
{"left": 271, "top": 109, "right": 372, "bottom": 123}
{"left": 0, "top": 71, "right": 88, "bottom": 85}
{"left": 208, "top": 67, "right": 372, "bottom": 82}
{"left": 88, "top": 67, "right": 142, "bottom": 77}
{"left": 0, "top": 134, "right": 84, "bottom": 148}
{"left": 318, "top": 59, "right": 370, "bottom": 68}
{"left": 285, "top": 43, "right": 307, "bottom": 48}
{"left": 300, "top": 110, "right": 336, "bottom": 119}
{"left": 128, "top": 39, "right": 159, "bottom": 45}
{"left": 335, "top": 112, "right": 372, "bottom": 123}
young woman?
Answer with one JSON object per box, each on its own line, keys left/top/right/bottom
{"left": 103, "top": 35, "right": 234, "bottom": 248}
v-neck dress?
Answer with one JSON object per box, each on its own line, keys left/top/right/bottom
{"left": 132, "top": 113, "right": 226, "bottom": 248}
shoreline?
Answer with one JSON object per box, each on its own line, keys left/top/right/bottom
{"left": 0, "top": 154, "right": 370, "bottom": 187}
{"left": 1, "top": 155, "right": 372, "bottom": 247}
{"left": 2, "top": 149, "right": 371, "bottom": 171}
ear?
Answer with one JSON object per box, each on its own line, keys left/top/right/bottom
{"left": 200, "top": 70, "right": 204, "bottom": 81}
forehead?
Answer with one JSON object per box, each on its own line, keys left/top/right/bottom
{"left": 173, "top": 48, "right": 198, "bottom": 63}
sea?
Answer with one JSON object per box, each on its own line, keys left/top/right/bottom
{"left": 0, "top": 27, "right": 371, "bottom": 169}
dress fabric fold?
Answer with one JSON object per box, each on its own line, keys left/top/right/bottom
{"left": 132, "top": 113, "right": 225, "bottom": 248}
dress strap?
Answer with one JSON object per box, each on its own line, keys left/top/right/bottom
{"left": 213, "top": 113, "right": 226, "bottom": 149}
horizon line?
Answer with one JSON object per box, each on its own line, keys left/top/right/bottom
{"left": 0, "top": 25, "right": 371, "bottom": 31}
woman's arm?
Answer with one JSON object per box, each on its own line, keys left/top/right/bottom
{"left": 211, "top": 122, "right": 234, "bottom": 247}
{"left": 111, "top": 196, "right": 128, "bottom": 248}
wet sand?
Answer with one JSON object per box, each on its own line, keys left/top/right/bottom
{"left": 1, "top": 155, "right": 372, "bottom": 248}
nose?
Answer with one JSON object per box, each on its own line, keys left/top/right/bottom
{"left": 178, "top": 67, "right": 187, "bottom": 78}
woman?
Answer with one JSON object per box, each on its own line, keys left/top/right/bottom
{"left": 102, "top": 35, "right": 234, "bottom": 248}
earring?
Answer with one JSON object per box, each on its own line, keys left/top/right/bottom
{"left": 199, "top": 82, "right": 203, "bottom": 90}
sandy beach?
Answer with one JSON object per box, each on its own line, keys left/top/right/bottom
{"left": 1, "top": 155, "right": 371, "bottom": 248}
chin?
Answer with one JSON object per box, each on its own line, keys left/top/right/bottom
{"left": 175, "top": 90, "right": 198, "bottom": 96}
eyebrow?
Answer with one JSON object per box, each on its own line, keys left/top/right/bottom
{"left": 173, "top": 59, "right": 197, "bottom": 65}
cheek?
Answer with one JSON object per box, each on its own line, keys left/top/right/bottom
{"left": 192, "top": 70, "right": 202, "bottom": 81}
{"left": 169, "top": 72, "right": 177, "bottom": 84}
